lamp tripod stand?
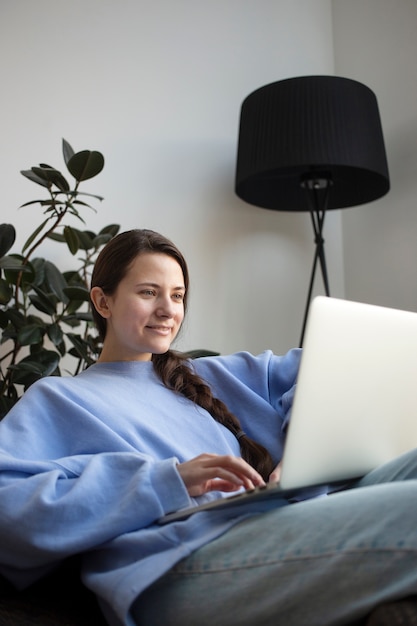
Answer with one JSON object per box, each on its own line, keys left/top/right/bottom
{"left": 299, "top": 177, "right": 332, "bottom": 347}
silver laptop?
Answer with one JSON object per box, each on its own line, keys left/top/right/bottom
{"left": 159, "top": 296, "right": 417, "bottom": 524}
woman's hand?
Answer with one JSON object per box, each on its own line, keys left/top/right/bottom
{"left": 268, "top": 461, "right": 282, "bottom": 484}
{"left": 177, "top": 453, "right": 266, "bottom": 497}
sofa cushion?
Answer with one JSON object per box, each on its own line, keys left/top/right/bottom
{"left": 0, "top": 558, "right": 106, "bottom": 626}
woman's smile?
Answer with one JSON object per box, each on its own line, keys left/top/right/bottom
{"left": 146, "top": 324, "right": 174, "bottom": 335}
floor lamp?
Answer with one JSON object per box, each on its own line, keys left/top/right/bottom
{"left": 235, "top": 75, "right": 390, "bottom": 346}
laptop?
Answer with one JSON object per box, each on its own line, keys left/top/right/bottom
{"left": 159, "top": 296, "right": 417, "bottom": 524}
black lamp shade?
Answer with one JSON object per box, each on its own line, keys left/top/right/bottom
{"left": 235, "top": 75, "right": 390, "bottom": 211}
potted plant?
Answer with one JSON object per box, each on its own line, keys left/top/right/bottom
{"left": 0, "top": 139, "right": 119, "bottom": 418}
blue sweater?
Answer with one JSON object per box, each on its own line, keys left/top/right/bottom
{"left": 0, "top": 349, "right": 301, "bottom": 625}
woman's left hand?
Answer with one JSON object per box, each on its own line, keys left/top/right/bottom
{"left": 268, "top": 461, "right": 282, "bottom": 484}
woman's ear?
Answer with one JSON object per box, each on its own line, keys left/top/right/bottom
{"left": 90, "top": 287, "right": 111, "bottom": 318}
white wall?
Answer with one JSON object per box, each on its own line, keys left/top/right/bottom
{"left": 0, "top": 0, "right": 340, "bottom": 357}
{"left": 332, "top": 0, "right": 417, "bottom": 313}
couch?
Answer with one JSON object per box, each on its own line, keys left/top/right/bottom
{"left": 0, "top": 557, "right": 106, "bottom": 626}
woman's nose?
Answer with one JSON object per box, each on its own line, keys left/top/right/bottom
{"left": 156, "top": 296, "right": 175, "bottom": 317}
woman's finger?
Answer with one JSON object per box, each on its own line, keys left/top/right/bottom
{"left": 269, "top": 461, "right": 282, "bottom": 484}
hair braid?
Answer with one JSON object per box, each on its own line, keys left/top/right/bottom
{"left": 152, "top": 351, "right": 275, "bottom": 481}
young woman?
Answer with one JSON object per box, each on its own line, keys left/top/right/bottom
{"left": 0, "top": 229, "right": 417, "bottom": 626}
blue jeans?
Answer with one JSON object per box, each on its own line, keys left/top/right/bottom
{"left": 132, "top": 449, "right": 417, "bottom": 625}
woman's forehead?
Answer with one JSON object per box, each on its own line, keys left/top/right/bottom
{"left": 126, "top": 252, "right": 185, "bottom": 283}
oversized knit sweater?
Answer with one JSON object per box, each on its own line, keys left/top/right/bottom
{"left": 0, "top": 349, "right": 305, "bottom": 625}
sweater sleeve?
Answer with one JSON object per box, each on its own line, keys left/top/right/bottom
{"left": 192, "top": 348, "right": 302, "bottom": 461}
{"left": 267, "top": 348, "right": 302, "bottom": 429}
{"left": 0, "top": 381, "right": 192, "bottom": 583}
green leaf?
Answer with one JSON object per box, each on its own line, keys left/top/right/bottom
{"left": 47, "top": 322, "right": 64, "bottom": 346}
{"left": 29, "top": 288, "right": 57, "bottom": 315}
{"left": 63, "top": 301, "right": 82, "bottom": 316}
{"left": 9, "top": 360, "right": 43, "bottom": 375}
{"left": 74, "top": 311, "right": 93, "bottom": 322}
{"left": 63, "top": 311, "right": 93, "bottom": 323}
{"left": 64, "top": 226, "right": 80, "bottom": 255}
{"left": 29, "top": 257, "right": 46, "bottom": 288}
{"left": 47, "top": 232, "right": 66, "bottom": 243}
{"left": 62, "top": 138, "right": 75, "bottom": 166}
{"left": 0, "top": 326, "right": 17, "bottom": 342}
{"left": 61, "top": 315, "right": 82, "bottom": 328}
{"left": 0, "top": 394, "right": 18, "bottom": 419}
{"left": 22, "top": 219, "right": 50, "bottom": 253}
{"left": 67, "top": 201, "right": 98, "bottom": 217}
{"left": 32, "top": 166, "right": 70, "bottom": 192}
{"left": 0, "top": 279, "right": 13, "bottom": 305}
{"left": 44, "top": 261, "right": 68, "bottom": 302}
{"left": 9, "top": 350, "right": 60, "bottom": 386}
{"left": 0, "top": 224, "right": 16, "bottom": 258}
{"left": 17, "top": 323, "right": 44, "bottom": 346}
{"left": 99, "top": 224, "right": 120, "bottom": 237}
{"left": 67, "top": 333, "right": 94, "bottom": 361}
{"left": 67, "top": 204, "right": 87, "bottom": 221}
{"left": 56, "top": 339, "right": 67, "bottom": 357}
{"left": 184, "top": 349, "right": 221, "bottom": 359}
{"left": 27, "top": 313, "right": 46, "bottom": 326}
{"left": 20, "top": 199, "right": 50, "bottom": 208}
{"left": 21, "top": 169, "right": 50, "bottom": 188}
{"left": 1, "top": 256, "right": 33, "bottom": 288}
{"left": 0, "top": 254, "right": 30, "bottom": 273}
{"left": 67, "top": 150, "right": 104, "bottom": 182}
{"left": 63, "top": 286, "right": 90, "bottom": 301}
{"left": 0, "top": 309, "right": 8, "bottom": 329}
{"left": 3, "top": 308, "right": 26, "bottom": 330}
{"left": 20, "top": 200, "right": 41, "bottom": 208}
{"left": 19, "top": 264, "right": 36, "bottom": 293}
{"left": 67, "top": 228, "right": 95, "bottom": 251}
{"left": 72, "top": 191, "right": 104, "bottom": 202}
{"left": 92, "top": 233, "right": 114, "bottom": 248}
{"left": 62, "top": 270, "right": 84, "bottom": 286}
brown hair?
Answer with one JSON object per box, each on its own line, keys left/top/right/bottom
{"left": 90, "top": 229, "right": 274, "bottom": 480}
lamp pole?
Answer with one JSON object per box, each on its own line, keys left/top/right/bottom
{"left": 299, "top": 177, "right": 332, "bottom": 347}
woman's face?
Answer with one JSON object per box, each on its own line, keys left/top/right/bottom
{"left": 92, "top": 252, "right": 186, "bottom": 362}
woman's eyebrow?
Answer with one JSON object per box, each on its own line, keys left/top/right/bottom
{"left": 135, "top": 282, "right": 185, "bottom": 290}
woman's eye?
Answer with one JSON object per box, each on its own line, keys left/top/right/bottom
{"left": 141, "top": 289, "right": 155, "bottom": 296}
{"left": 173, "top": 293, "right": 184, "bottom": 301}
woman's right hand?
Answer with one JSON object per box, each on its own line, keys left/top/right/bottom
{"left": 177, "top": 453, "right": 265, "bottom": 497}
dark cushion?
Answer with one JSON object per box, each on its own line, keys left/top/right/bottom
{"left": 0, "top": 557, "right": 107, "bottom": 625}
{"left": 365, "top": 597, "right": 417, "bottom": 626}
